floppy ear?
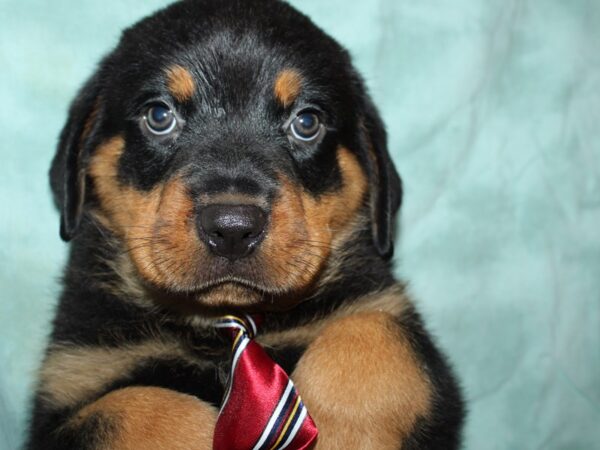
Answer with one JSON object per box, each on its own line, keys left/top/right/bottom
{"left": 50, "top": 73, "right": 104, "bottom": 241}
{"left": 361, "top": 95, "right": 403, "bottom": 259}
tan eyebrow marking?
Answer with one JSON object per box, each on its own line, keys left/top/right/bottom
{"left": 166, "top": 65, "right": 196, "bottom": 102}
{"left": 274, "top": 69, "right": 303, "bottom": 107}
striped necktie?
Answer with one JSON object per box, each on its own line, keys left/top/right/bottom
{"left": 213, "top": 315, "right": 318, "bottom": 450}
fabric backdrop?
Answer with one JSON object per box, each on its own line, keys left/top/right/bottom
{"left": 1, "top": 0, "right": 599, "bottom": 448}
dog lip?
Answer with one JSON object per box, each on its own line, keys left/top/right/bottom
{"left": 184, "top": 277, "right": 273, "bottom": 295}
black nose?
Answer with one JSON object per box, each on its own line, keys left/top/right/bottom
{"left": 198, "top": 205, "right": 267, "bottom": 260}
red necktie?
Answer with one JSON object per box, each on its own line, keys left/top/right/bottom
{"left": 213, "top": 315, "right": 318, "bottom": 450}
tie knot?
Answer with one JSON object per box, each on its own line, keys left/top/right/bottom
{"left": 215, "top": 314, "right": 259, "bottom": 340}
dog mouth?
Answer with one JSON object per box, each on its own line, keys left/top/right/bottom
{"left": 151, "top": 240, "right": 329, "bottom": 310}
{"left": 157, "top": 275, "right": 299, "bottom": 311}
{"left": 139, "top": 247, "right": 313, "bottom": 301}
{"left": 184, "top": 272, "right": 278, "bottom": 295}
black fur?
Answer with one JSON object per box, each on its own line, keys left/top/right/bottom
{"left": 28, "top": 1, "right": 464, "bottom": 448}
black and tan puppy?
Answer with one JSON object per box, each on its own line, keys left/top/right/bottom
{"left": 27, "top": 0, "right": 464, "bottom": 448}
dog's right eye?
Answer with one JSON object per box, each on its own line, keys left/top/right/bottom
{"left": 144, "top": 103, "right": 177, "bottom": 135}
{"left": 289, "top": 110, "right": 323, "bottom": 143}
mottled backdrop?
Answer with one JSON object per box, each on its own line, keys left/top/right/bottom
{"left": 1, "top": 0, "right": 599, "bottom": 448}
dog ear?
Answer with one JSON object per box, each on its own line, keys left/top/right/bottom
{"left": 361, "top": 95, "right": 402, "bottom": 259}
{"left": 50, "top": 73, "right": 104, "bottom": 241}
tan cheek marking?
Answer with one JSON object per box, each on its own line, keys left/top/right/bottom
{"left": 260, "top": 178, "right": 312, "bottom": 292}
{"left": 274, "top": 69, "right": 303, "bottom": 107}
{"left": 70, "top": 387, "right": 216, "bottom": 450}
{"left": 260, "top": 147, "right": 368, "bottom": 293}
{"left": 292, "top": 312, "right": 432, "bottom": 449}
{"left": 303, "top": 147, "right": 368, "bottom": 233}
{"left": 150, "top": 179, "right": 201, "bottom": 285}
{"left": 166, "top": 65, "right": 196, "bottom": 102}
{"left": 89, "top": 137, "right": 162, "bottom": 283}
{"left": 38, "top": 341, "right": 194, "bottom": 409}
{"left": 89, "top": 136, "right": 204, "bottom": 289}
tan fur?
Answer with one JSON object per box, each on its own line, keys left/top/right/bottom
{"left": 258, "top": 284, "right": 408, "bottom": 348}
{"left": 317, "top": 147, "right": 369, "bottom": 230}
{"left": 166, "top": 65, "right": 196, "bottom": 102}
{"left": 196, "top": 282, "right": 262, "bottom": 305}
{"left": 89, "top": 136, "right": 208, "bottom": 290}
{"left": 260, "top": 147, "right": 368, "bottom": 298}
{"left": 292, "top": 311, "right": 432, "bottom": 449}
{"left": 152, "top": 282, "right": 264, "bottom": 315}
{"left": 274, "top": 69, "right": 302, "bottom": 107}
{"left": 71, "top": 387, "right": 216, "bottom": 450}
{"left": 39, "top": 340, "right": 202, "bottom": 408}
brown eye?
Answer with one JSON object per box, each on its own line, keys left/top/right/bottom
{"left": 144, "top": 103, "right": 177, "bottom": 135}
{"left": 290, "top": 111, "right": 321, "bottom": 141}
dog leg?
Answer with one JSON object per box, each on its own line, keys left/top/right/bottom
{"left": 66, "top": 386, "right": 216, "bottom": 450}
{"left": 292, "top": 311, "right": 432, "bottom": 449}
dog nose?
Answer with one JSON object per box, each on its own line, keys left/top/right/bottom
{"left": 198, "top": 205, "right": 267, "bottom": 260}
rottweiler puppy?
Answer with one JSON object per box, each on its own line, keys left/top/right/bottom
{"left": 27, "top": 0, "right": 464, "bottom": 448}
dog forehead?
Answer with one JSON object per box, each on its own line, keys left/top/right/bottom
{"left": 122, "top": 0, "right": 335, "bottom": 52}
{"left": 108, "top": 0, "right": 353, "bottom": 97}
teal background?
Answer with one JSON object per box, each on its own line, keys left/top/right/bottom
{"left": 1, "top": 0, "right": 599, "bottom": 448}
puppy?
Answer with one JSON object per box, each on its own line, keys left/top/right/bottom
{"left": 27, "top": 0, "right": 464, "bottom": 448}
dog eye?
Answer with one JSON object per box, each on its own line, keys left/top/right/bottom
{"left": 144, "top": 103, "right": 177, "bottom": 135}
{"left": 290, "top": 111, "right": 322, "bottom": 142}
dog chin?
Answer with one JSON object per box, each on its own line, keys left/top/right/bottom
{"left": 187, "top": 280, "right": 307, "bottom": 312}
{"left": 148, "top": 278, "right": 287, "bottom": 312}
{"left": 194, "top": 281, "right": 264, "bottom": 307}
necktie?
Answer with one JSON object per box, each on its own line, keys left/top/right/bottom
{"left": 213, "top": 315, "right": 318, "bottom": 450}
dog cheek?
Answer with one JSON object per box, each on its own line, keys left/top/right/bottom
{"left": 259, "top": 177, "right": 317, "bottom": 292}
{"left": 88, "top": 136, "right": 203, "bottom": 289}
{"left": 259, "top": 147, "right": 368, "bottom": 293}
{"left": 149, "top": 178, "right": 206, "bottom": 288}
{"left": 313, "top": 146, "right": 369, "bottom": 231}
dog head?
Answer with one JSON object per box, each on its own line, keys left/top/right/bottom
{"left": 50, "top": 0, "right": 402, "bottom": 309}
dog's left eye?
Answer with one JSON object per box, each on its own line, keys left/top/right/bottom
{"left": 144, "top": 103, "right": 177, "bottom": 135}
{"left": 290, "top": 111, "right": 322, "bottom": 142}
